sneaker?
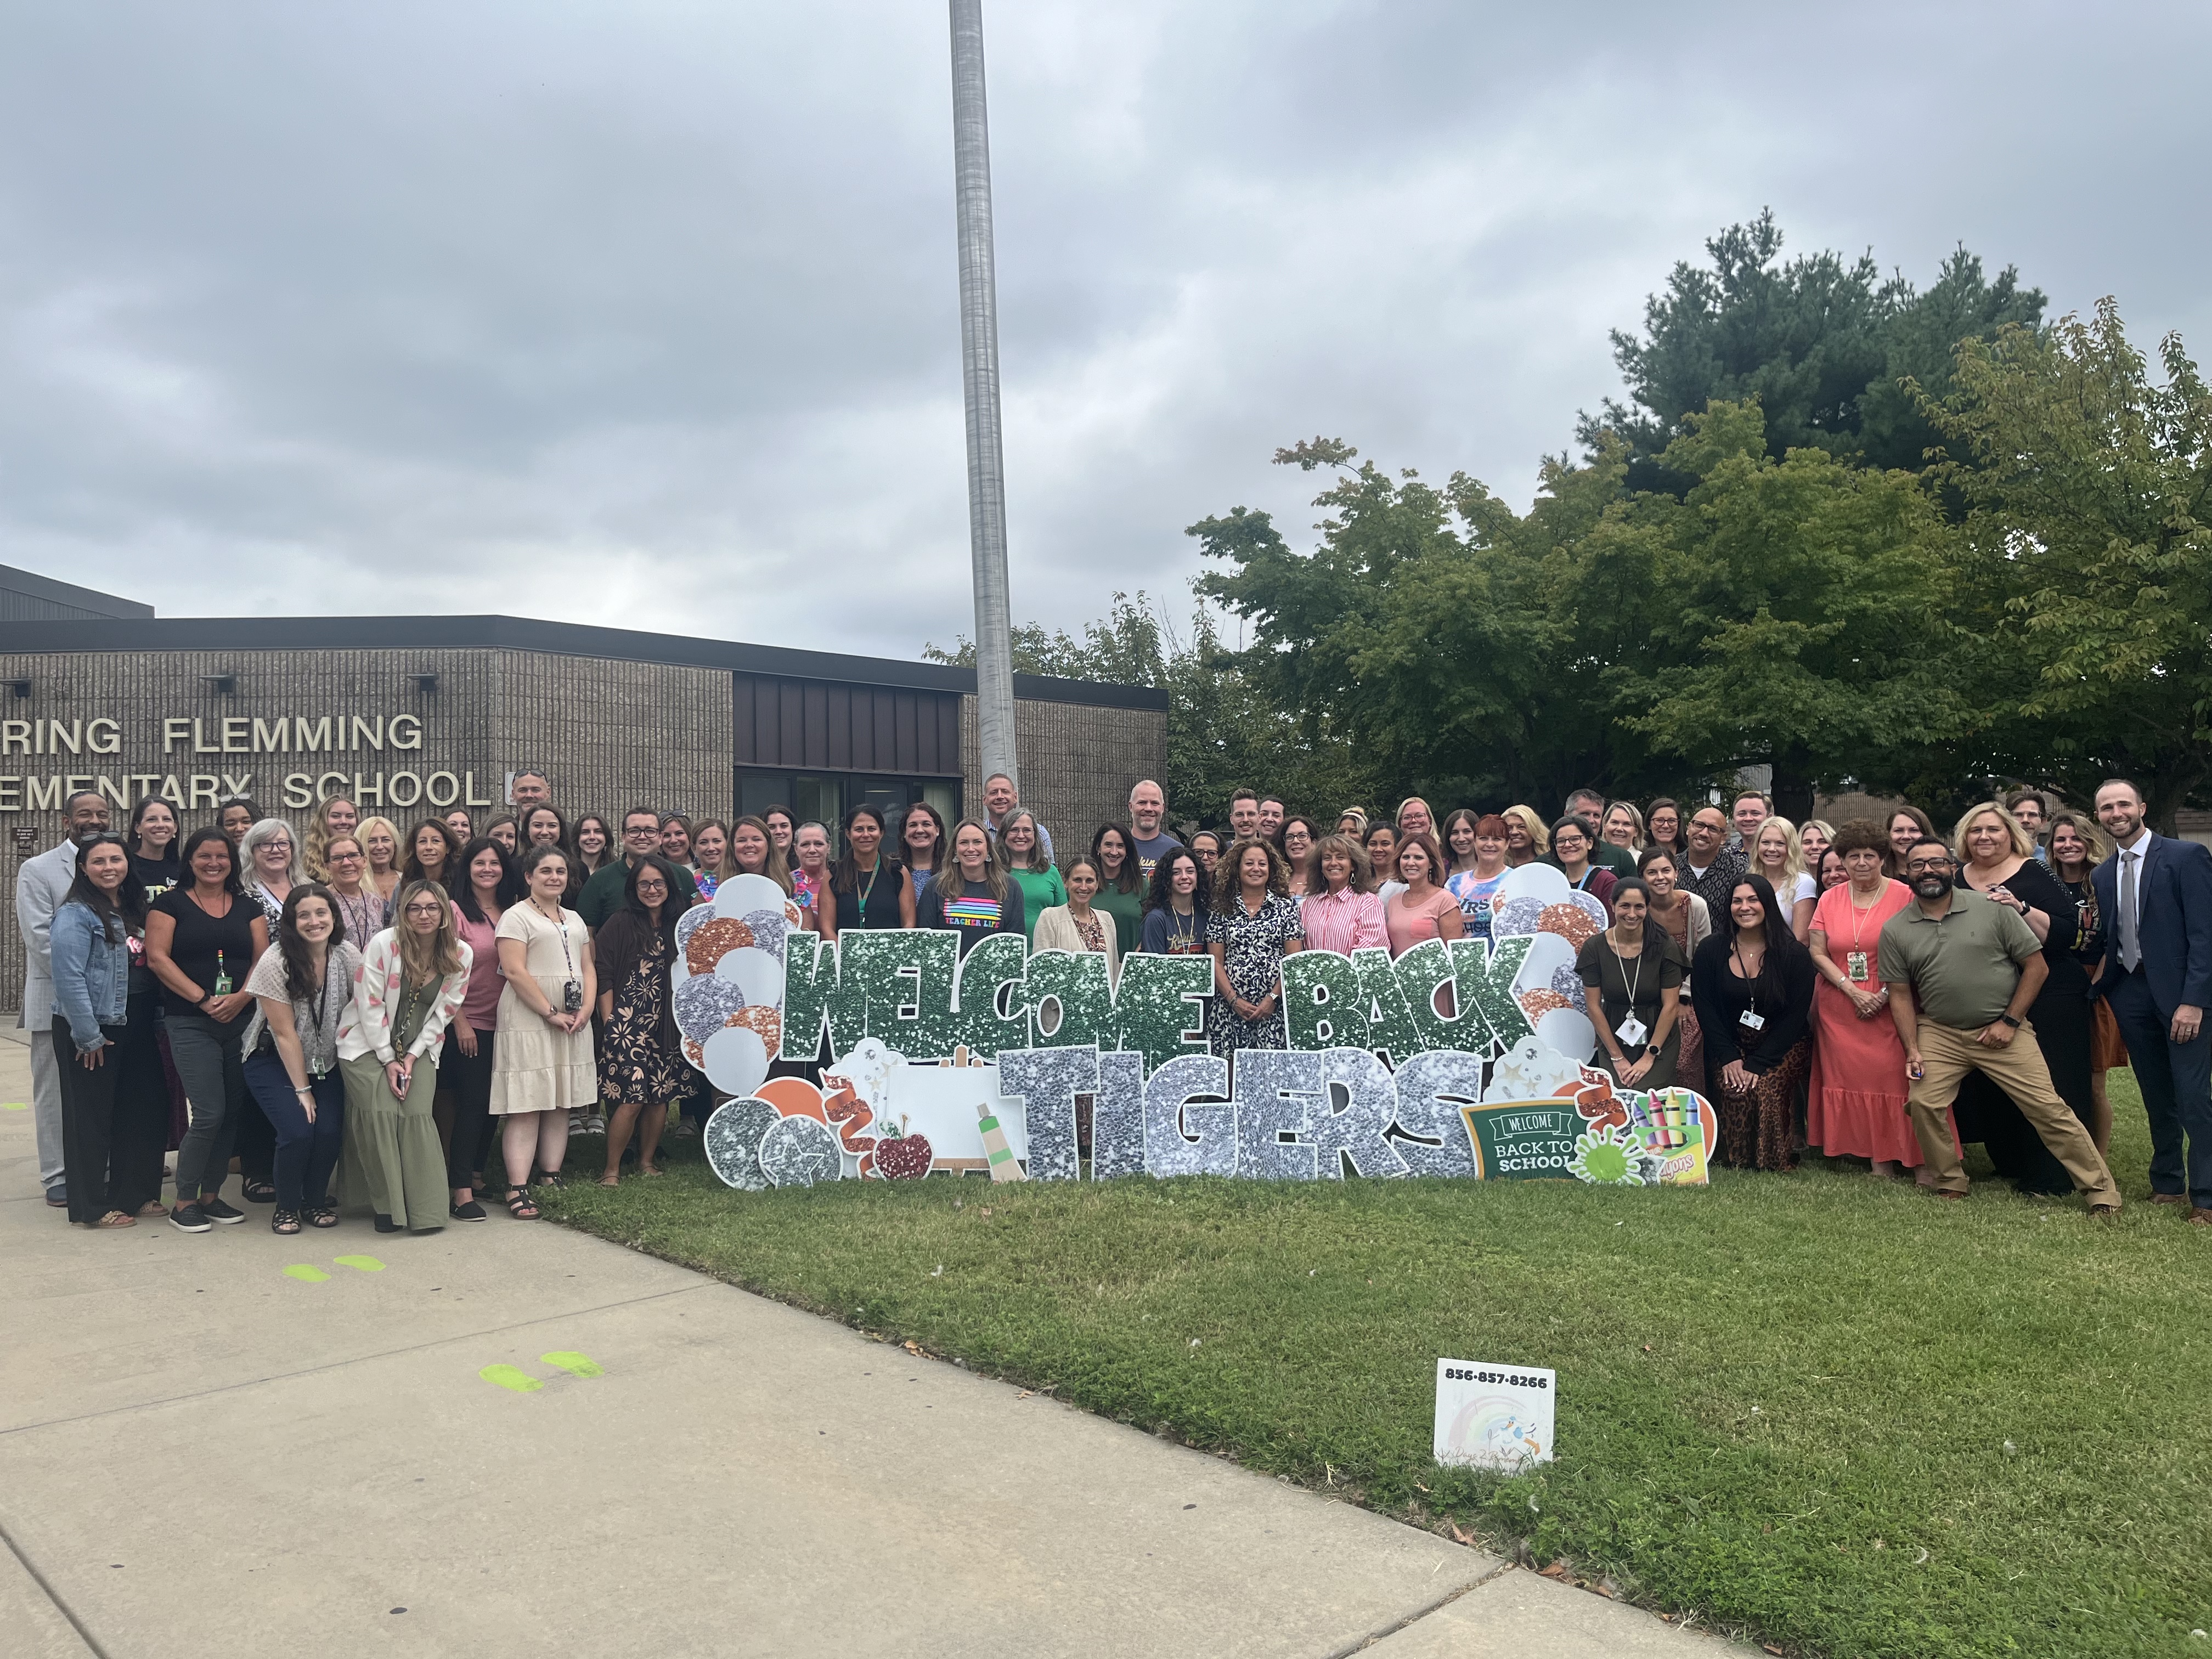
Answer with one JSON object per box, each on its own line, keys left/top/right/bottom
{"left": 200, "top": 1197, "right": 247, "bottom": 1225}
{"left": 170, "top": 1203, "right": 213, "bottom": 1233}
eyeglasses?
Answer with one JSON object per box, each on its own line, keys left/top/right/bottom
{"left": 262, "top": 840, "right": 292, "bottom": 852}
{"left": 1905, "top": 858, "right": 1955, "bottom": 873}
{"left": 330, "top": 850, "right": 364, "bottom": 862}
{"left": 403, "top": 902, "right": 445, "bottom": 916}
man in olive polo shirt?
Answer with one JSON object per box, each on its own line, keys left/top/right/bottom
{"left": 578, "top": 805, "right": 699, "bottom": 931}
{"left": 1880, "top": 838, "right": 2120, "bottom": 1213}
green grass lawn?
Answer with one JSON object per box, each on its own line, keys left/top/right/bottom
{"left": 542, "top": 1074, "right": 2211, "bottom": 1659}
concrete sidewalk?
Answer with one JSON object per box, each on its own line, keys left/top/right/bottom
{"left": 0, "top": 1031, "right": 1738, "bottom": 1657}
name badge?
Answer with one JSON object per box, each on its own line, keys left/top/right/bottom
{"left": 1615, "top": 1014, "right": 1649, "bottom": 1048}
{"left": 1739, "top": 1009, "right": 1765, "bottom": 1032}
{"left": 1847, "top": 950, "right": 1870, "bottom": 982}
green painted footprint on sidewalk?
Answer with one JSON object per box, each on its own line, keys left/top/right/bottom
{"left": 281, "top": 1265, "right": 331, "bottom": 1283}
{"left": 333, "top": 1255, "right": 385, "bottom": 1272}
{"left": 479, "top": 1352, "right": 605, "bottom": 1393}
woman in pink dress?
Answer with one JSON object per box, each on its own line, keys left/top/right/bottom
{"left": 1805, "top": 820, "right": 1926, "bottom": 1176}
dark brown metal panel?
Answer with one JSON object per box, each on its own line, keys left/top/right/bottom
{"left": 732, "top": 675, "right": 755, "bottom": 765}
{"left": 894, "top": 691, "right": 920, "bottom": 771}
{"left": 778, "top": 680, "right": 804, "bottom": 765}
{"left": 872, "top": 692, "right": 898, "bottom": 772}
{"left": 937, "top": 696, "right": 962, "bottom": 774}
{"left": 803, "top": 683, "right": 828, "bottom": 767}
{"left": 826, "top": 685, "right": 852, "bottom": 770}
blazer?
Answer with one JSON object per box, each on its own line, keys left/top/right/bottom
{"left": 2094, "top": 831, "right": 2212, "bottom": 1017}
{"left": 1032, "top": 904, "right": 1120, "bottom": 984}
{"left": 14, "top": 838, "right": 80, "bottom": 1031}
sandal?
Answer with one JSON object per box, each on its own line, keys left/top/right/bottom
{"left": 242, "top": 1178, "right": 279, "bottom": 1204}
{"left": 535, "top": 1171, "right": 564, "bottom": 1189}
{"left": 308, "top": 1203, "right": 341, "bottom": 1229}
{"left": 270, "top": 1207, "right": 303, "bottom": 1235}
{"left": 91, "top": 1210, "right": 136, "bottom": 1229}
{"left": 505, "top": 1188, "right": 541, "bottom": 1221}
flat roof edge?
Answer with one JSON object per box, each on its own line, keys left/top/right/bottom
{"left": 0, "top": 614, "right": 1169, "bottom": 710}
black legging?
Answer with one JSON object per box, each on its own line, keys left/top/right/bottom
{"left": 443, "top": 1025, "right": 497, "bottom": 1189}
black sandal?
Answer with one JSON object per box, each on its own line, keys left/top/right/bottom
{"left": 270, "top": 1207, "right": 303, "bottom": 1235}
{"left": 242, "top": 1178, "right": 279, "bottom": 1204}
{"left": 505, "top": 1188, "right": 540, "bottom": 1221}
{"left": 535, "top": 1171, "right": 563, "bottom": 1189}
{"left": 308, "top": 1203, "right": 341, "bottom": 1228}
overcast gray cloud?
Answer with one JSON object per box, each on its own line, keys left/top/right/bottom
{"left": 1, "top": 2, "right": 2204, "bottom": 656}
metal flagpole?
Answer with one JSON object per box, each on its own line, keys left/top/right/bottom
{"left": 948, "top": 0, "right": 1019, "bottom": 793}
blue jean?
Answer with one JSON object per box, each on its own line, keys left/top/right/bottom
{"left": 2108, "top": 968, "right": 2212, "bottom": 1205}
{"left": 242, "top": 1051, "right": 347, "bottom": 1211}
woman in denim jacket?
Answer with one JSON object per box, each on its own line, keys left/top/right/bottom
{"left": 50, "top": 834, "right": 166, "bottom": 1228}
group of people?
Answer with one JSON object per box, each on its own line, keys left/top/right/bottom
{"left": 22, "top": 763, "right": 2211, "bottom": 1232}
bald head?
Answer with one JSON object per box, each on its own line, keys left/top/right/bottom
{"left": 1129, "top": 778, "right": 1165, "bottom": 838}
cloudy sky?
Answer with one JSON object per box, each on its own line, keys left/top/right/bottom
{"left": 2, "top": 2, "right": 2203, "bottom": 659}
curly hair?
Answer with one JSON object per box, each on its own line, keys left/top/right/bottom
{"left": 1218, "top": 835, "right": 1289, "bottom": 899}
{"left": 1144, "top": 845, "right": 1211, "bottom": 915}
{"left": 1830, "top": 818, "right": 1890, "bottom": 859}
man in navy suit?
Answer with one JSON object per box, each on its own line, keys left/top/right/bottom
{"left": 2094, "top": 778, "right": 2212, "bottom": 1221}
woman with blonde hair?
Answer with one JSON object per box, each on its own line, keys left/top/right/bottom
{"left": 1950, "top": 798, "right": 2094, "bottom": 1194}
{"left": 1750, "top": 816, "right": 1815, "bottom": 941}
{"left": 2047, "top": 808, "right": 2121, "bottom": 1153}
{"left": 1599, "top": 802, "right": 1646, "bottom": 855}
{"left": 302, "top": 795, "right": 359, "bottom": 882}
{"left": 338, "top": 878, "right": 471, "bottom": 1232}
{"left": 919, "top": 819, "right": 1024, "bottom": 953}
{"left": 1797, "top": 818, "right": 1836, "bottom": 870}
{"left": 357, "top": 815, "right": 404, "bottom": 909}
{"left": 1500, "top": 805, "right": 1548, "bottom": 868}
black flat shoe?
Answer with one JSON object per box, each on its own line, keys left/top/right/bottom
{"left": 373, "top": 1214, "right": 399, "bottom": 1234}
{"left": 449, "top": 1200, "right": 488, "bottom": 1222}
{"left": 242, "top": 1178, "right": 278, "bottom": 1204}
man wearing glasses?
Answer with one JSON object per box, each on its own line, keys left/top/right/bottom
{"left": 1878, "top": 838, "right": 2120, "bottom": 1215}
{"left": 577, "top": 805, "right": 698, "bottom": 932}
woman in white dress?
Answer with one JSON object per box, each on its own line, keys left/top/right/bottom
{"left": 491, "top": 845, "right": 596, "bottom": 1218}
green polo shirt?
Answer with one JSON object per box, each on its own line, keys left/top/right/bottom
{"left": 578, "top": 856, "right": 699, "bottom": 930}
{"left": 1876, "top": 887, "right": 2040, "bottom": 1030}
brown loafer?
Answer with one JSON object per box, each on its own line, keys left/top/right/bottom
{"left": 2089, "top": 1204, "right": 2121, "bottom": 1222}
{"left": 1930, "top": 1189, "right": 1968, "bottom": 1201}
{"left": 2188, "top": 1208, "right": 2212, "bottom": 1226}
{"left": 2150, "top": 1193, "right": 2190, "bottom": 1206}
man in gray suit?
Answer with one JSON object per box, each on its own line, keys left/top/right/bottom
{"left": 17, "top": 789, "right": 111, "bottom": 1207}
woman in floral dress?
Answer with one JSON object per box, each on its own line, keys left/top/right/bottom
{"left": 1206, "top": 837, "right": 1305, "bottom": 1056}
{"left": 591, "top": 855, "right": 692, "bottom": 1186}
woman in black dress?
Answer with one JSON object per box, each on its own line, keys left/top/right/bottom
{"left": 2048, "top": 809, "right": 2119, "bottom": 1155}
{"left": 1951, "top": 800, "right": 2095, "bottom": 1193}
{"left": 1690, "top": 877, "right": 1815, "bottom": 1172}
{"left": 816, "top": 804, "right": 916, "bottom": 944}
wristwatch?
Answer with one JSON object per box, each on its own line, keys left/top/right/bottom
{"left": 1998, "top": 1013, "right": 2023, "bottom": 1028}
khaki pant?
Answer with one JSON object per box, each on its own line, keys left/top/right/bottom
{"left": 1908, "top": 1019, "right": 2120, "bottom": 1207}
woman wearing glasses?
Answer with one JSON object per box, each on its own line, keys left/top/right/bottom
{"left": 337, "top": 881, "right": 471, "bottom": 1233}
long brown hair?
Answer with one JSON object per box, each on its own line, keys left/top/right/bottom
{"left": 944, "top": 819, "right": 1006, "bottom": 902}
{"left": 726, "top": 814, "right": 793, "bottom": 894}
{"left": 391, "top": 878, "right": 465, "bottom": 987}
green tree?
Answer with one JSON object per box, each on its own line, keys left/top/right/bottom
{"left": 1922, "top": 301, "right": 2212, "bottom": 828}
{"left": 1584, "top": 210, "right": 2044, "bottom": 482}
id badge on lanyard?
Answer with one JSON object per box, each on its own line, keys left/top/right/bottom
{"left": 1846, "top": 949, "right": 1870, "bottom": 983}
{"left": 1739, "top": 1008, "right": 1765, "bottom": 1032}
{"left": 1616, "top": 1013, "right": 1649, "bottom": 1048}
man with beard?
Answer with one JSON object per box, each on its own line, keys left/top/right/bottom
{"left": 1880, "top": 837, "right": 2120, "bottom": 1214}
{"left": 18, "top": 789, "right": 112, "bottom": 1209}
{"left": 2092, "top": 777, "right": 2212, "bottom": 1220}
{"left": 1680, "top": 806, "right": 1747, "bottom": 920}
